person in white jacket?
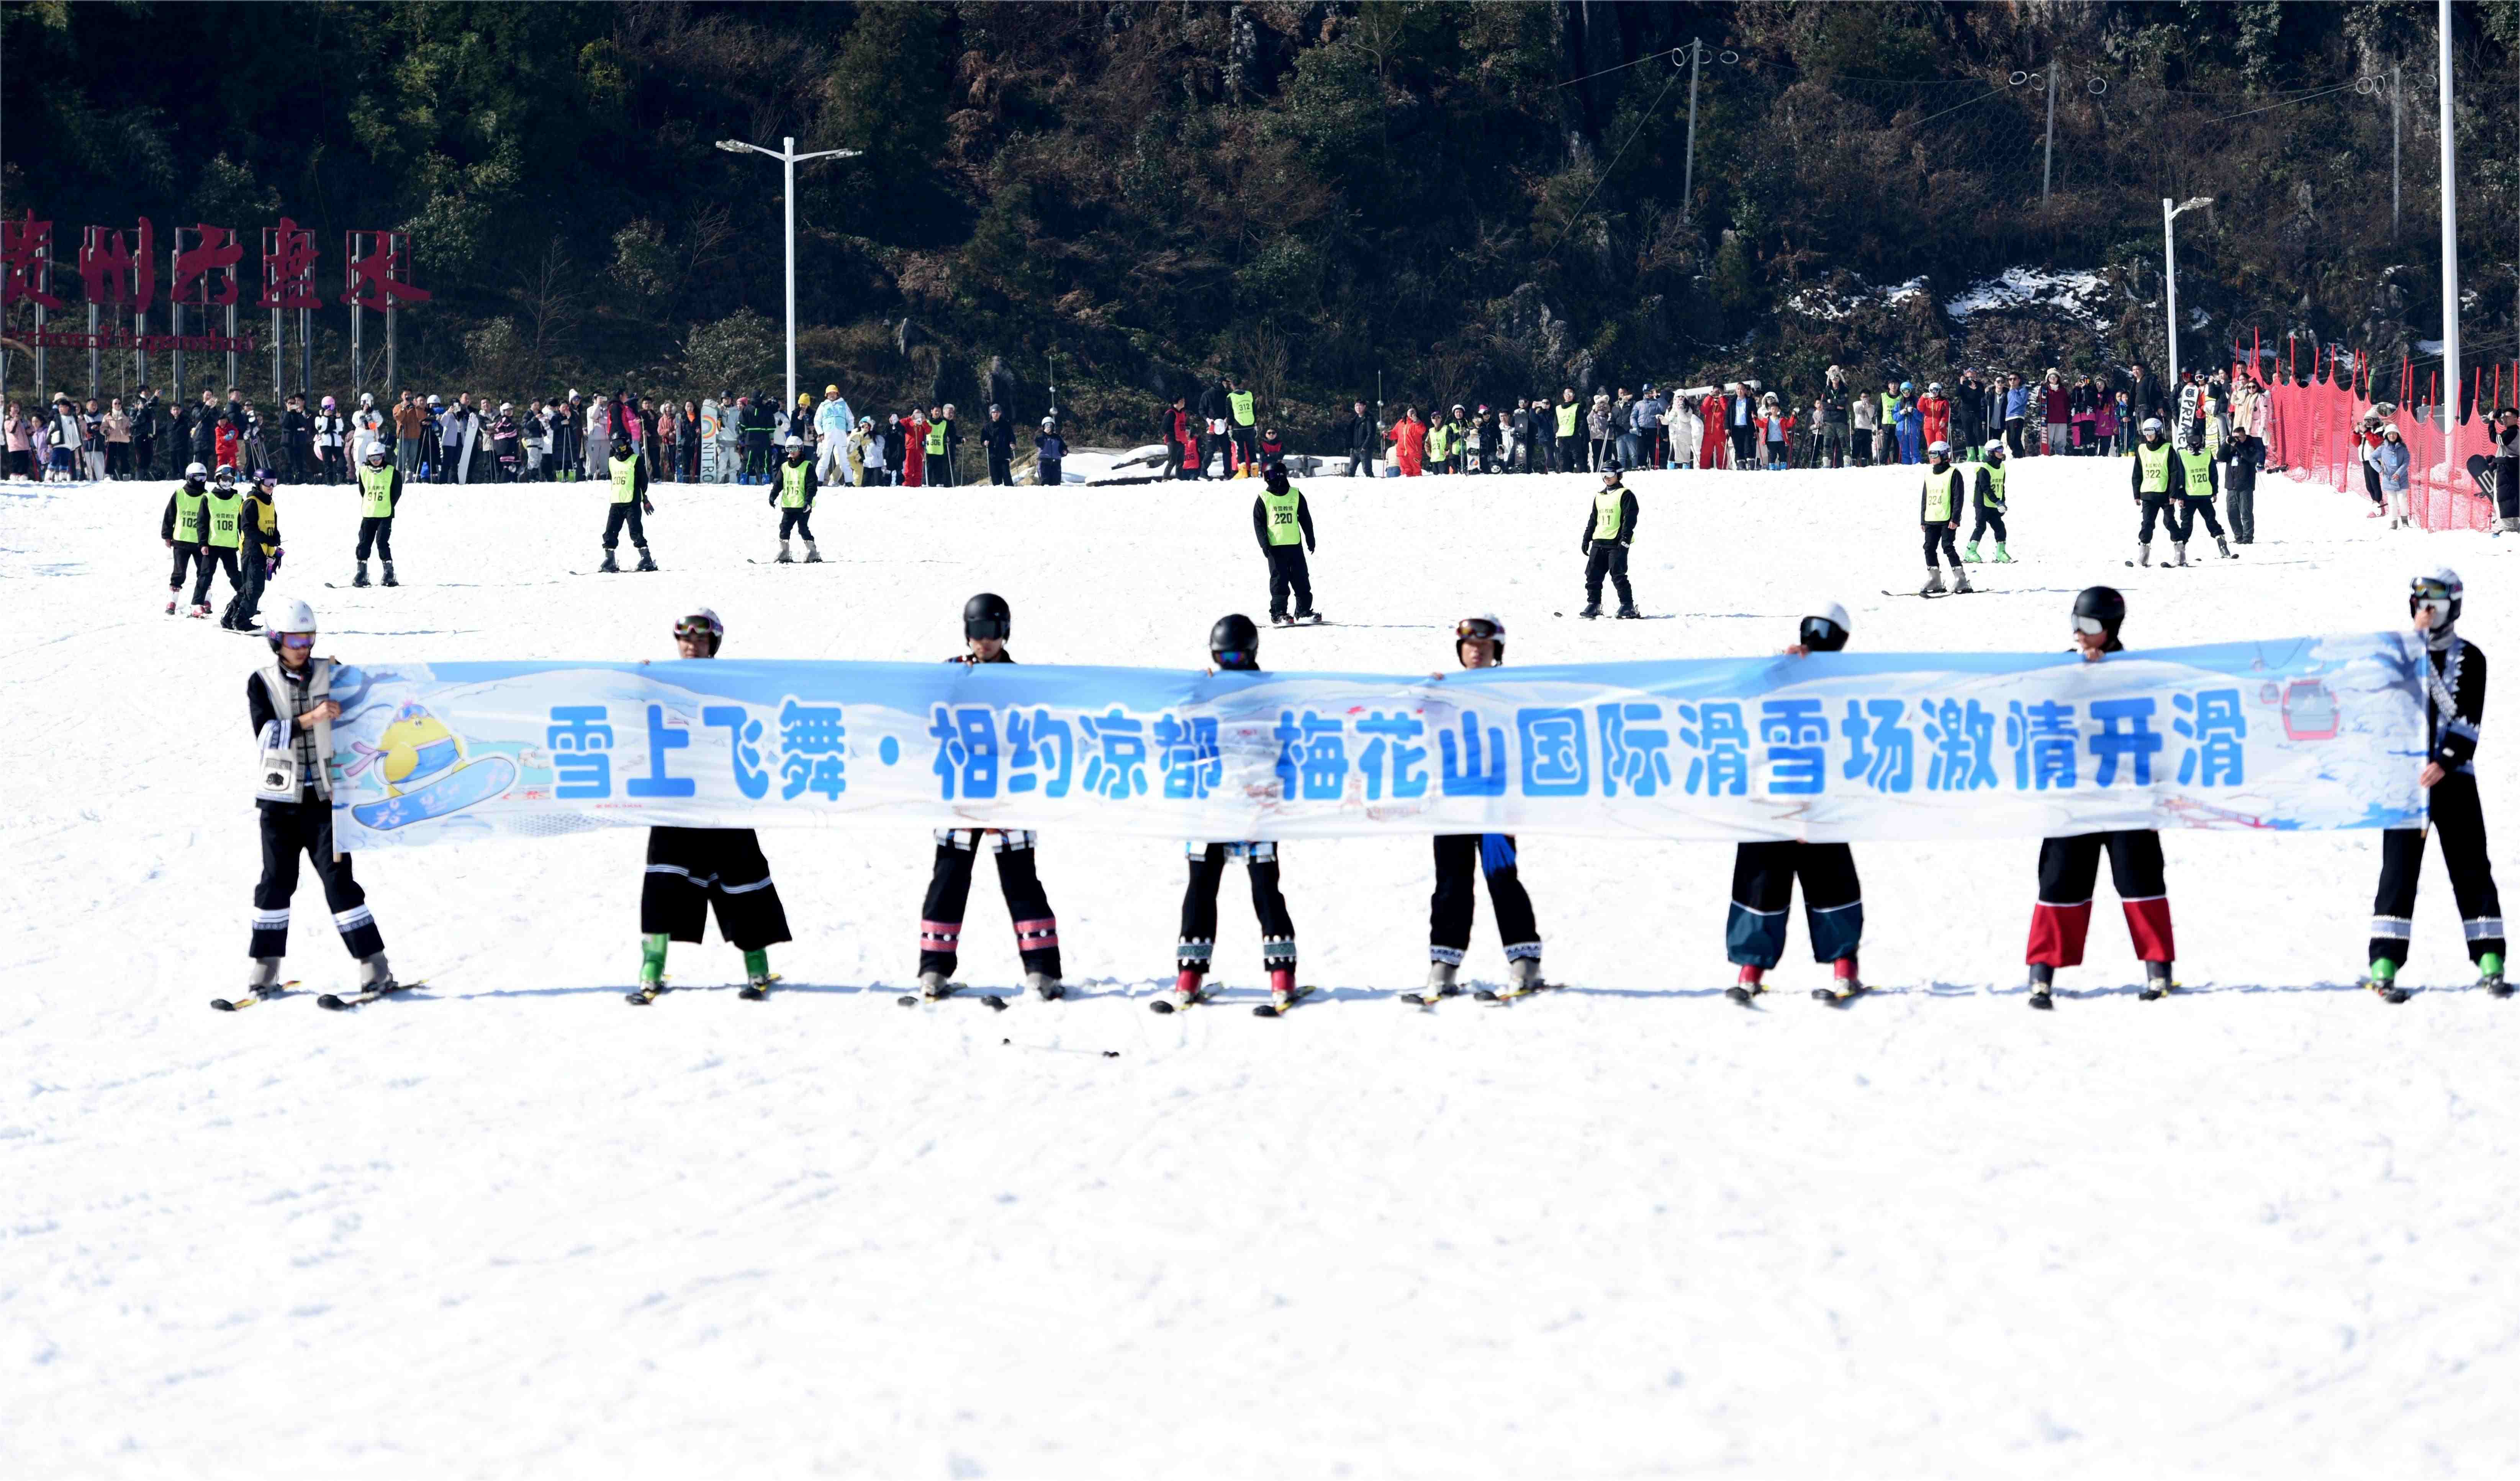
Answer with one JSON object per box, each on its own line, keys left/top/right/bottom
{"left": 584, "top": 395, "right": 612, "bottom": 478}
{"left": 350, "top": 392, "right": 387, "bottom": 467}
{"left": 812, "top": 384, "right": 855, "bottom": 486}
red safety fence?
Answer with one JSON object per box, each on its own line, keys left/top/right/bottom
{"left": 2260, "top": 346, "right": 2516, "bottom": 533}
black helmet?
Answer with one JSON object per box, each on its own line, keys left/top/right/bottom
{"left": 1210, "top": 613, "right": 1260, "bottom": 671}
{"left": 1598, "top": 455, "right": 1623, "bottom": 475}
{"left": 1262, "top": 460, "right": 1289, "bottom": 491}
{"left": 963, "top": 591, "right": 1011, "bottom": 642}
{"left": 2071, "top": 586, "right": 2126, "bottom": 652}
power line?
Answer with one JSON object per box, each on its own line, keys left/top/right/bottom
{"left": 1546, "top": 64, "right": 1686, "bottom": 252}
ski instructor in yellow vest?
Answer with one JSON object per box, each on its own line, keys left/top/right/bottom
{"left": 767, "top": 434, "right": 821, "bottom": 563}
{"left": 352, "top": 443, "right": 404, "bottom": 589}
{"left": 1226, "top": 376, "right": 1258, "bottom": 477}
{"left": 1253, "top": 460, "right": 1321, "bottom": 624}
{"left": 1916, "top": 440, "right": 1971, "bottom": 597}
{"left": 599, "top": 438, "right": 658, "bottom": 573}
{"left": 1578, "top": 458, "right": 1639, "bottom": 618}
{"left": 161, "top": 459, "right": 213, "bottom": 616}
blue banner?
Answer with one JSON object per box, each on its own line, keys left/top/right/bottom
{"left": 316, "top": 634, "right": 2428, "bottom": 850}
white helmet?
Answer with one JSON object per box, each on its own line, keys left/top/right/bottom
{"left": 2140, "top": 417, "right": 2165, "bottom": 434}
{"left": 359, "top": 392, "right": 374, "bottom": 406}
{"left": 185, "top": 460, "right": 209, "bottom": 479}
{"left": 499, "top": 402, "right": 513, "bottom": 414}
{"left": 1928, "top": 439, "right": 1951, "bottom": 455}
{"left": 264, "top": 596, "right": 317, "bottom": 651}
{"left": 1041, "top": 416, "right": 1057, "bottom": 430}
{"left": 784, "top": 434, "right": 806, "bottom": 449}
{"left": 1801, "top": 601, "right": 1852, "bottom": 651}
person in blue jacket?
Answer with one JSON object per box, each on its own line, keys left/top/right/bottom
{"left": 1893, "top": 382, "right": 1925, "bottom": 465}
{"left": 1035, "top": 417, "right": 1065, "bottom": 486}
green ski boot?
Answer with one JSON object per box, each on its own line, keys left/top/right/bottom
{"left": 1961, "top": 542, "right": 1983, "bottom": 563}
{"left": 627, "top": 933, "right": 671, "bottom": 1004}
{"left": 740, "top": 948, "right": 776, "bottom": 1000}
{"left": 1992, "top": 543, "right": 2016, "bottom": 563}
{"left": 2480, "top": 951, "right": 2509, "bottom": 998}
{"left": 2364, "top": 957, "right": 2408, "bottom": 1004}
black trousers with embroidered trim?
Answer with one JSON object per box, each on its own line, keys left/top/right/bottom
{"left": 919, "top": 830, "right": 1060, "bottom": 979}
{"left": 250, "top": 800, "right": 383, "bottom": 959}
{"left": 2370, "top": 772, "right": 2505, "bottom": 968}
{"left": 640, "top": 826, "right": 791, "bottom": 950}
{"left": 1177, "top": 842, "right": 1295, "bottom": 972}
{"left": 1725, "top": 841, "right": 1862, "bottom": 969}
{"left": 1429, "top": 833, "right": 1541, "bottom": 964}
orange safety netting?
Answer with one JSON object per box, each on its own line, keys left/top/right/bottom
{"left": 2260, "top": 348, "right": 2515, "bottom": 532}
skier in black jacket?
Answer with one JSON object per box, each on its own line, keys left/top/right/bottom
{"left": 982, "top": 404, "right": 1017, "bottom": 486}
{"left": 911, "top": 593, "right": 1065, "bottom": 1003}
{"left": 2366, "top": 568, "right": 2506, "bottom": 1001}
{"left": 1579, "top": 460, "right": 1639, "bottom": 618}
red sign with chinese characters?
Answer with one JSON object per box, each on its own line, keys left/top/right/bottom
{"left": 3, "top": 212, "right": 64, "bottom": 309}
{"left": 260, "top": 218, "right": 321, "bottom": 310}
{"left": 343, "top": 230, "right": 431, "bottom": 311}
{"left": 171, "top": 223, "right": 244, "bottom": 308}
{"left": 79, "top": 220, "right": 159, "bottom": 313}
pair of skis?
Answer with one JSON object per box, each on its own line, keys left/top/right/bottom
{"left": 1149, "top": 984, "right": 1317, "bottom": 1018}
{"left": 1401, "top": 980, "right": 1558, "bottom": 1008}
{"left": 1726, "top": 981, "right": 1867, "bottom": 1008}
{"left": 207, "top": 978, "right": 424, "bottom": 1013}
{"left": 628, "top": 975, "right": 776, "bottom": 1005}
{"left": 896, "top": 980, "right": 1009, "bottom": 1012}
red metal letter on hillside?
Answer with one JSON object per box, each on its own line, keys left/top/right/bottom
{"left": 259, "top": 218, "right": 322, "bottom": 309}
{"left": 2, "top": 213, "right": 64, "bottom": 309}
{"left": 172, "top": 224, "right": 244, "bottom": 307}
{"left": 79, "top": 219, "right": 159, "bottom": 312}
{"left": 342, "top": 231, "right": 431, "bottom": 310}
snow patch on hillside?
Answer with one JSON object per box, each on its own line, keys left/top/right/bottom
{"left": 1945, "top": 267, "right": 2111, "bottom": 322}
{"left": 1788, "top": 275, "right": 1929, "bottom": 321}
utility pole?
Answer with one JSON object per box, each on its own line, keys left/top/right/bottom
{"left": 2042, "top": 61, "right": 2057, "bottom": 208}
{"left": 1679, "top": 41, "right": 1703, "bottom": 224}
{"left": 716, "top": 136, "right": 862, "bottom": 415}
{"left": 2438, "top": 0, "right": 2460, "bottom": 429}
{"left": 2392, "top": 63, "right": 2403, "bottom": 242}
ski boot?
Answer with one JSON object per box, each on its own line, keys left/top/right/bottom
{"left": 775, "top": 541, "right": 794, "bottom": 564}
{"left": 1260, "top": 966, "right": 1305, "bottom": 1016}
{"left": 166, "top": 594, "right": 179, "bottom": 615}
{"left": 1297, "top": 610, "right": 1323, "bottom": 625}
{"left": 381, "top": 561, "right": 399, "bottom": 587}
{"left": 625, "top": 933, "right": 670, "bottom": 1003}
{"left": 352, "top": 560, "right": 371, "bottom": 588}
{"left": 2482, "top": 952, "right": 2511, "bottom": 998}
{"left": 246, "top": 956, "right": 283, "bottom": 1000}
{"left": 2133, "top": 542, "right": 2151, "bottom": 568}
{"left": 1150, "top": 968, "right": 1207, "bottom": 1014}
{"left": 1615, "top": 604, "right": 1641, "bottom": 619}
{"left": 1025, "top": 970, "right": 1064, "bottom": 1002}
{"left": 355, "top": 952, "right": 397, "bottom": 992}
{"left": 1919, "top": 568, "right": 1947, "bottom": 597}
{"left": 1961, "top": 542, "right": 1983, "bottom": 563}
{"left": 2363, "top": 957, "right": 2409, "bottom": 1004}
{"left": 1992, "top": 543, "right": 2015, "bottom": 563}
{"left": 804, "top": 541, "right": 823, "bottom": 564}
{"left": 1271, "top": 612, "right": 1293, "bottom": 626}
{"left": 2137, "top": 960, "right": 2176, "bottom": 1000}
{"left": 598, "top": 550, "right": 621, "bottom": 574}
{"left": 1417, "top": 961, "right": 1461, "bottom": 1003}
{"left": 634, "top": 548, "right": 657, "bottom": 573}
{"left": 191, "top": 601, "right": 214, "bottom": 619}
{"left": 2215, "top": 536, "right": 2234, "bottom": 560}
{"left": 2027, "top": 962, "right": 2055, "bottom": 1010}
{"left": 1726, "top": 964, "right": 1766, "bottom": 1005}
{"left": 1578, "top": 602, "right": 1602, "bottom": 619}
{"left": 1814, "top": 955, "right": 1863, "bottom": 1004}
{"left": 2172, "top": 542, "right": 2190, "bottom": 568}
{"left": 739, "top": 948, "right": 775, "bottom": 1000}
{"left": 1951, "top": 569, "right": 1974, "bottom": 594}
{"left": 915, "top": 969, "right": 958, "bottom": 1002}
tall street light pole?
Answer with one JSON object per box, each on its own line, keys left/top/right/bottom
{"left": 2162, "top": 195, "right": 2214, "bottom": 394}
{"left": 717, "top": 136, "right": 861, "bottom": 416}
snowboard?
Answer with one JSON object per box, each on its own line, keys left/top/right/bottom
{"left": 2469, "top": 454, "right": 2496, "bottom": 499}
{"left": 700, "top": 401, "right": 721, "bottom": 482}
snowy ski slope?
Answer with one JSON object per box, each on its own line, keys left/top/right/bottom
{"left": 4, "top": 458, "right": 2516, "bottom": 1478}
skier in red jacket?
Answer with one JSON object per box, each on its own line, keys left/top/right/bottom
{"left": 1919, "top": 383, "right": 1952, "bottom": 450}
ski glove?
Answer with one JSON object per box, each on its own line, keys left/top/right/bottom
{"left": 1580, "top": 538, "right": 1592, "bottom": 555}
{"left": 268, "top": 548, "right": 283, "bottom": 576}
{"left": 641, "top": 499, "right": 655, "bottom": 514}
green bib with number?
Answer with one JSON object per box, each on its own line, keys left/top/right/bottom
{"left": 1261, "top": 486, "right": 1303, "bottom": 546}
{"left": 1593, "top": 485, "right": 1624, "bottom": 540}
{"left": 205, "top": 489, "right": 244, "bottom": 548}
{"left": 611, "top": 453, "right": 640, "bottom": 504}
{"left": 174, "top": 487, "right": 208, "bottom": 543}
{"left": 2137, "top": 442, "right": 2172, "bottom": 493}
{"left": 2183, "top": 454, "right": 2213, "bottom": 499}
{"left": 1229, "top": 391, "right": 1255, "bottom": 427}
{"left": 1922, "top": 467, "right": 1958, "bottom": 523}
{"left": 780, "top": 460, "right": 812, "bottom": 509}
{"left": 359, "top": 463, "right": 396, "bottom": 518}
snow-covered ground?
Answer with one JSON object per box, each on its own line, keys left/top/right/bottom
{"left": 6, "top": 459, "right": 2518, "bottom": 1478}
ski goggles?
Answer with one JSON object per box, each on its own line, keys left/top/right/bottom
{"left": 1456, "top": 618, "right": 1504, "bottom": 643}
{"left": 2072, "top": 615, "right": 2110, "bottom": 637}
{"left": 1799, "top": 617, "right": 1846, "bottom": 649}
{"left": 1214, "top": 649, "right": 1253, "bottom": 669}
{"left": 674, "top": 617, "right": 722, "bottom": 644}
{"left": 276, "top": 633, "right": 316, "bottom": 650}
